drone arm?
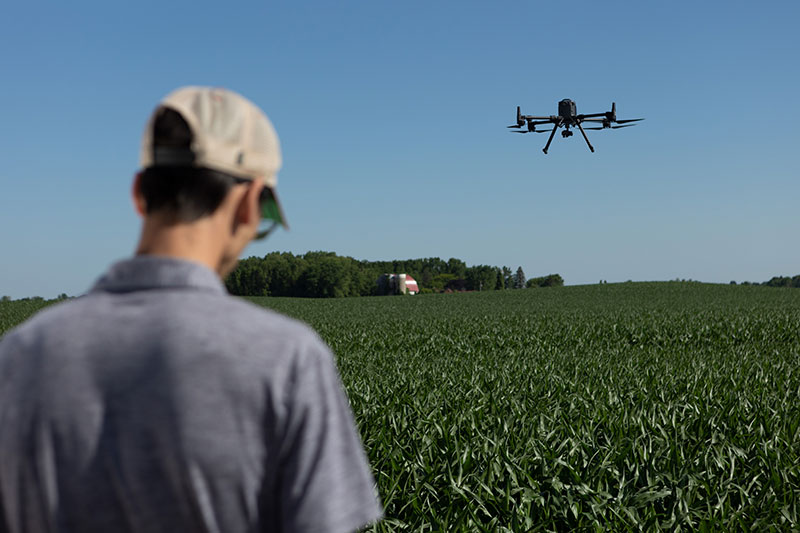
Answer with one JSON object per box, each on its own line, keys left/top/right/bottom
{"left": 542, "top": 120, "right": 560, "bottom": 154}
{"left": 575, "top": 121, "right": 595, "bottom": 153}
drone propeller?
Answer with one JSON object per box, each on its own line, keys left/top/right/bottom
{"left": 510, "top": 129, "right": 552, "bottom": 134}
{"left": 616, "top": 118, "right": 644, "bottom": 124}
{"left": 584, "top": 124, "right": 638, "bottom": 131}
{"left": 507, "top": 125, "right": 523, "bottom": 129}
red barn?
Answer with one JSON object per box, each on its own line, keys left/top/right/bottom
{"left": 377, "top": 273, "right": 419, "bottom": 295}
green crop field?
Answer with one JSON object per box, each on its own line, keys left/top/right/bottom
{"left": 0, "top": 297, "right": 57, "bottom": 335}
{"left": 3, "top": 283, "right": 799, "bottom": 531}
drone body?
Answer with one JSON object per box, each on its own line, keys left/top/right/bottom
{"left": 508, "top": 99, "right": 644, "bottom": 154}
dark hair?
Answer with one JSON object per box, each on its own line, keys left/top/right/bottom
{"left": 139, "top": 108, "right": 237, "bottom": 222}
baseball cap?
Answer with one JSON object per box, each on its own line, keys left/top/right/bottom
{"left": 140, "top": 86, "right": 287, "bottom": 229}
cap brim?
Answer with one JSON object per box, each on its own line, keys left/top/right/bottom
{"left": 260, "top": 187, "right": 288, "bottom": 229}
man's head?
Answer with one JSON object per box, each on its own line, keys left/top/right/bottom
{"left": 134, "top": 87, "right": 287, "bottom": 276}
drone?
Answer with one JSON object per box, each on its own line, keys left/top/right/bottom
{"left": 508, "top": 99, "right": 644, "bottom": 154}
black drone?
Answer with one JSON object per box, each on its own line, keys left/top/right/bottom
{"left": 508, "top": 99, "right": 644, "bottom": 154}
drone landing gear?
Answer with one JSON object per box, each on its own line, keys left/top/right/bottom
{"left": 542, "top": 119, "right": 561, "bottom": 154}
{"left": 575, "top": 121, "right": 595, "bottom": 153}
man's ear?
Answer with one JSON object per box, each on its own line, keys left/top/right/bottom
{"left": 234, "top": 180, "right": 263, "bottom": 226}
{"left": 131, "top": 172, "right": 147, "bottom": 216}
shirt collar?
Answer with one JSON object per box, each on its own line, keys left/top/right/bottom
{"left": 91, "top": 255, "right": 227, "bottom": 294}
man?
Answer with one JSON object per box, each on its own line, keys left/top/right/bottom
{"left": 0, "top": 87, "right": 382, "bottom": 532}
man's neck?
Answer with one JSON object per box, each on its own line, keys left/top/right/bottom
{"left": 135, "top": 216, "right": 225, "bottom": 276}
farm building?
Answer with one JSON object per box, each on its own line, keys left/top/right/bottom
{"left": 377, "top": 273, "right": 419, "bottom": 295}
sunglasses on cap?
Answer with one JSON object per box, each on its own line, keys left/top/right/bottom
{"left": 231, "top": 177, "right": 286, "bottom": 241}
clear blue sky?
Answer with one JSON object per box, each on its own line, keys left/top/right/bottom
{"left": 1, "top": 1, "right": 798, "bottom": 298}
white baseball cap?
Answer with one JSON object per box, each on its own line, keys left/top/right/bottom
{"left": 140, "top": 86, "right": 287, "bottom": 228}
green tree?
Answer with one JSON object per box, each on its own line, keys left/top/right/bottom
{"left": 513, "top": 267, "right": 526, "bottom": 289}
{"left": 300, "top": 255, "right": 349, "bottom": 298}
{"left": 421, "top": 267, "right": 434, "bottom": 289}
{"left": 262, "top": 252, "right": 304, "bottom": 296}
{"left": 466, "top": 265, "right": 496, "bottom": 291}
{"left": 447, "top": 258, "right": 467, "bottom": 279}
{"left": 764, "top": 276, "right": 792, "bottom": 288}
{"left": 527, "top": 274, "right": 564, "bottom": 288}
{"left": 502, "top": 266, "right": 513, "bottom": 289}
{"left": 431, "top": 273, "right": 457, "bottom": 292}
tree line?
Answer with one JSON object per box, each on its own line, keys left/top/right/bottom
{"left": 6, "top": 271, "right": 800, "bottom": 303}
{"left": 224, "top": 252, "right": 563, "bottom": 298}
{"left": 739, "top": 275, "right": 800, "bottom": 288}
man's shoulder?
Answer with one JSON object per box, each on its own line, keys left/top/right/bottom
{"left": 180, "top": 294, "right": 337, "bottom": 383}
{"left": 176, "top": 292, "right": 331, "bottom": 362}
{"left": 216, "top": 296, "right": 321, "bottom": 343}
{"left": 1, "top": 297, "right": 88, "bottom": 344}
{"left": 1, "top": 291, "right": 327, "bottom": 364}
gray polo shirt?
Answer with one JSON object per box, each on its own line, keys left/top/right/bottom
{"left": 0, "top": 256, "right": 382, "bottom": 533}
